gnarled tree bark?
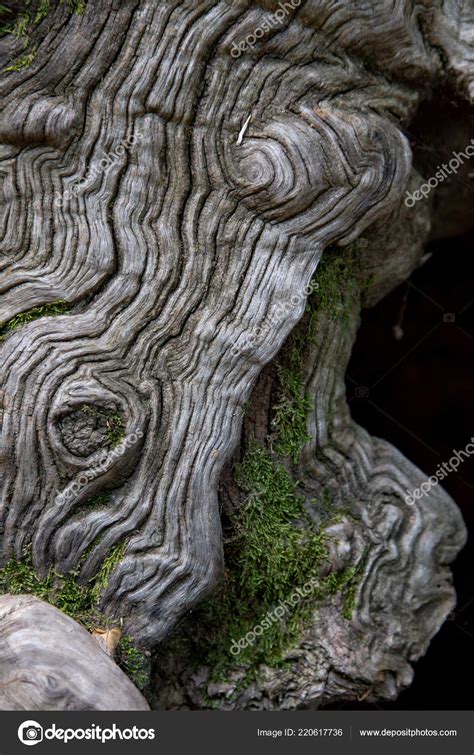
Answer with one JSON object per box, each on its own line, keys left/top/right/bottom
{"left": 0, "top": 0, "right": 471, "bottom": 709}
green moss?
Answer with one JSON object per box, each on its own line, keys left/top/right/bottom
{"left": 0, "top": 538, "right": 128, "bottom": 628}
{"left": 3, "top": 45, "right": 36, "bottom": 71}
{"left": 233, "top": 446, "right": 327, "bottom": 603}
{"left": 34, "top": 0, "right": 50, "bottom": 23}
{"left": 53, "top": 572, "right": 95, "bottom": 621}
{"left": 0, "top": 4, "right": 13, "bottom": 18}
{"left": 0, "top": 557, "right": 53, "bottom": 602}
{"left": 0, "top": 301, "right": 71, "bottom": 339}
{"left": 273, "top": 364, "right": 312, "bottom": 463}
{"left": 105, "top": 413, "right": 126, "bottom": 446}
{"left": 93, "top": 491, "right": 111, "bottom": 505}
{"left": 117, "top": 635, "right": 150, "bottom": 691}
{"left": 309, "top": 248, "right": 360, "bottom": 326}
{"left": 1, "top": 0, "right": 87, "bottom": 72}
{"left": 80, "top": 404, "right": 96, "bottom": 415}
{"left": 66, "top": 0, "right": 86, "bottom": 13}
{"left": 67, "top": 492, "right": 111, "bottom": 529}
{"left": 0, "top": 540, "right": 153, "bottom": 694}
{"left": 89, "top": 540, "right": 127, "bottom": 605}
{"left": 156, "top": 446, "right": 359, "bottom": 688}
{"left": 271, "top": 249, "right": 362, "bottom": 463}
{"left": 9, "top": 10, "right": 30, "bottom": 38}
{"left": 81, "top": 491, "right": 111, "bottom": 510}
{"left": 0, "top": 547, "right": 150, "bottom": 692}
{"left": 0, "top": 2, "right": 30, "bottom": 64}
{"left": 0, "top": 555, "right": 99, "bottom": 629}
{"left": 270, "top": 292, "right": 318, "bottom": 463}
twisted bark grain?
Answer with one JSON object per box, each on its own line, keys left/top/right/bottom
{"left": 0, "top": 0, "right": 471, "bottom": 706}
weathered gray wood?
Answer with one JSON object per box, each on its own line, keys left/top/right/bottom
{"left": 0, "top": 595, "right": 149, "bottom": 710}
{"left": 0, "top": 0, "right": 471, "bottom": 707}
{"left": 156, "top": 204, "right": 468, "bottom": 708}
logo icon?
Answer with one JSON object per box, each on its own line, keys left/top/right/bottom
{"left": 18, "top": 721, "right": 44, "bottom": 746}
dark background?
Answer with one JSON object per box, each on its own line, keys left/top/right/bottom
{"left": 339, "top": 230, "right": 473, "bottom": 710}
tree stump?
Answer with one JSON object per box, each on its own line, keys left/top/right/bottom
{"left": 0, "top": 0, "right": 471, "bottom": 709}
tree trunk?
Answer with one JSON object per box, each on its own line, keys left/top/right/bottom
{"left": 0, "top": 0, "right": 471, "bottom": 709}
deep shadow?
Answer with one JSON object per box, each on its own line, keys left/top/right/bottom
{"left": 334, "top": 231, "right": 474, "bottom": 710}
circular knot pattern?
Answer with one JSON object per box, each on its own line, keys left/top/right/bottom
{"left": 57, "top": 403, "right": 124, "bottom": 457}
{"left": 223, "top": 117, "right": 330, "bottom": 222}
{"left": 238, "top": 138, "right": 293, "bottom": 205}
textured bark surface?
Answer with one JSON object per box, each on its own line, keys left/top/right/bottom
{"left": 154, "top": 205, "right": 467, "bottom": 709}
{"left": 0, "top": 0, "right": 471, "bottom": 708}
{"left": 0, "top": 594, "right": 149, "bottom": 710}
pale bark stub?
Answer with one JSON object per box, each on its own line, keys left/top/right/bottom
{"left": 0, "top": 594, "right": 149, "bottom": 710}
